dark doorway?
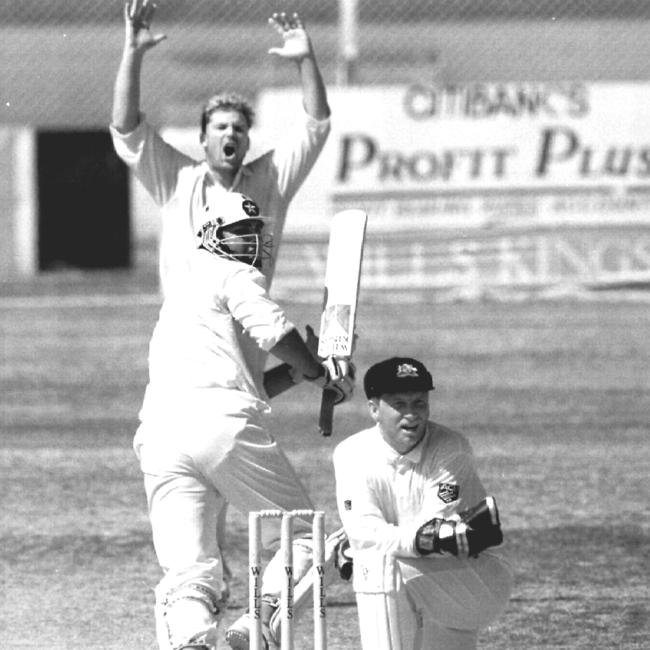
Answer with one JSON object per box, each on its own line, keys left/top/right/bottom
{"left": 37, "top": 130, "right": 130, "bottom": 270}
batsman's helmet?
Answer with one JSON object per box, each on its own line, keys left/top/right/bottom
{"left": 196, "top": 192, "right": 271, "bottom": 268}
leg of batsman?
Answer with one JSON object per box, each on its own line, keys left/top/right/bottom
{"left": 226, "top": 525, "right": 349, "bottom": 649}
{"left": 266, "top": 526, "right": 348, "bottom": 643}
{"left": 216, "top": 501, "right": 232, "bottom": 601}
{"left": 143, "top": 464, "right": 226, "bottom": 650}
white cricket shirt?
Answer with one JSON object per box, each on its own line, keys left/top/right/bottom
{"left": 110, "top": 111, "right": 330, "bottom": 294}
{"left": 139, "top": 249, "right": 294, "bottom": 422}
{"left": 333, "top": 423, "right": 487, "bottom": 558}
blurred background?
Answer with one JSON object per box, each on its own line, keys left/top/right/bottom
{"left": 3, "top": 0, "right": 650, "bottom": 126}
{"left": 1, "top": 0, "right": 650, "bottom": 299}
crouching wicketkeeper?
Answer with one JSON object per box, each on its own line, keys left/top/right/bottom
{"left": 333, "top": 357, "right": 513, "bottom": 650}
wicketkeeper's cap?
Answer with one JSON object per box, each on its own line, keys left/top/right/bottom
{"left": 363, "top": 357, "right": 435, "bottom": 398}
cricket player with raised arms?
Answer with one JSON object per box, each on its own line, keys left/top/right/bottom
{"left": 333, "top": 357, "right": 513, "bottom": 650}
{"left": 111, "top": 0, "right": 331, "bottom": 296}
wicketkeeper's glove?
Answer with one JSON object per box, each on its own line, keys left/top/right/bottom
{"left": 415, "top": 496, "right": 503, "bottom": 558}
{"left": 305, "top": 357, "right": 356, "bottom": 405}
{"left": 334, "top": 536, "right": 354, "bottom": 581}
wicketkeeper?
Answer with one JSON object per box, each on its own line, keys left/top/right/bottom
{"left": 333, "top": 357, "right": 513, "bottom": 650}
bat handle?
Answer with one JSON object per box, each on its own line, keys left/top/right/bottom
{"left": 318, "top": 388, "right": 337, "bottom": 436}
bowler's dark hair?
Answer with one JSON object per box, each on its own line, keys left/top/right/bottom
{"left": 200, "top": 93, "right": 255, "bottom": 134}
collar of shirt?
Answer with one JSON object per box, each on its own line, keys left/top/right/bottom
{"left": 201, "top": 161, "right": 252, "bottom": 192}
{"left": 373, "top": 424, "right": 428, "bottom": 473}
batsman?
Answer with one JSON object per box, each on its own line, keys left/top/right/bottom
{"left": 333, "top": 357, "right": 513, "bottom": 650}
{"left": 110, "top": 3, "right": 347, "bottom": 648}
{"left": 130, "top": 192, "right": 354, "bottom": 650}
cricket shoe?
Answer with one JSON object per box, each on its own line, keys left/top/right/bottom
{"left": 176, "top": 632, "right": 216, "bottom": 650}
{"left": 225, "top": 612, "right": 276, "bottom": 650}
{"left": 174, "top": 628, "right": 219, "bottom": 650}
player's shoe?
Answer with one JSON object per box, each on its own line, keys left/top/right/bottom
{"left": 176, "top": 631, "right": 216, "bottom": 649}
{"left": 158, "top": 590, "right": 221, "bottom": 650}
{"left": 175, "top": 628, "right": 219, "bottom": 650}
{"left": 225, "top": 612, "right": 276, "bottom": 650}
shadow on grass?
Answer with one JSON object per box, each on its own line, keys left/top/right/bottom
{"left": 2, "top": 522, "right": 648, "bottom": 648}
{"left": 486, "top": 523, "right": 650, "bottom": 648}
{"left": 1, "top": 529, "right": 152, "bottom": 565}
{"left": 509, "top": 523, "right": 648, "bottom": 590}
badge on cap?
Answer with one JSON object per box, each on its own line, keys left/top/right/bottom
{"left": 396, "top": 363, "right": 419, "bottom": 378}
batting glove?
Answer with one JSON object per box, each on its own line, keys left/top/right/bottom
{"left": 415, "top": 496, "right": 503, "bottom": 558}
{"left": 322, "top": 356, "right": 355, "bottom": 404}
{"left": 304, "top": 357, "right": 355, "bottom": 404}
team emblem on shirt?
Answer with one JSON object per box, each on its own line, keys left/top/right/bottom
{"left": 438, "top": 483, "right": 459, "bottom": 503}
{"left": 396, "top": 363, "right": 419, "bottom": 378}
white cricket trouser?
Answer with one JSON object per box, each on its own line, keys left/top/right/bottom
{"left": 354, "top": 551, "right": 513, "bottom": 650}
{"left": 134, "top": 388, "right": 315, "bottom": 649}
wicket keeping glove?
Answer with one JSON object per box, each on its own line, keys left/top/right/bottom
{"left": 334, "top": 536, "right": 354, "bottom": 581}
{"left": 415, "top": 496, "right": 503, "bottom": 558}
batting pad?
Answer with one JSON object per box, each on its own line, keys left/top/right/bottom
{"left": 268, "top": 528, "right": 347, "bottom": 642}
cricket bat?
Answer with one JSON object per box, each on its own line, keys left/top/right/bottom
{"left": 317, "top": 209, "right": 367, "bottom": 436}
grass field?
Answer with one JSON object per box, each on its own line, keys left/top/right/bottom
{"left": 1, "top": 273, "right": 649, "bottom": 649}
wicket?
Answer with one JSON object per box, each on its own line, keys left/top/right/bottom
{"left": 248, "top": 509, "right": 327, "bottom": 650}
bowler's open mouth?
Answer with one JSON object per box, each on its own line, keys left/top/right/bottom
{"left": 223, "top": 144, "right": 236, "bottom": 157}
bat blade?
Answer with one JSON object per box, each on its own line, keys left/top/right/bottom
{"left": 317, "top": 209, "right": 367, "bottom": 436}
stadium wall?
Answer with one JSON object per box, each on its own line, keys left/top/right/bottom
{"left": 1, "top": 14, "right": 650, "bottom": 295}
{"left": 0, "top": 128, "right": 37, "bottom": 277}
{"left": 129, "top": 81, "right": 650, "bottom": 301}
